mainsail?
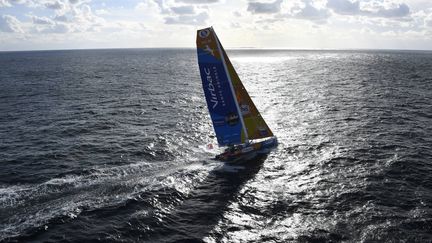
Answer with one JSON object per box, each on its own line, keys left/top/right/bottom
{"left": 196, "top": 27, "right": 273, "bottom": 146}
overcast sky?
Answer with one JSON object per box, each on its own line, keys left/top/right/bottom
{"left": 1, "top": 0, "right": 431, "bottom": 51}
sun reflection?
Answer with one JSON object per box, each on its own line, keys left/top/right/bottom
{"left": 231, "top": 56, "right": 296, "bottom": 63}
{"left": 204, "top": 50, "right": 379, "bottom": 242}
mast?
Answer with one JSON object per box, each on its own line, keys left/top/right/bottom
{"left": 211, "top": 27, "right": 249, "bottom": 143}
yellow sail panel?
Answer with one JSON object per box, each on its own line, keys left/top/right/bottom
{"left": 220, "top": 46, "right": 274, "bottom": 140}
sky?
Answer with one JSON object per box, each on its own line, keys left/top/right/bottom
{"left": 0, "top": 0, "right": 432, "bottom": 51}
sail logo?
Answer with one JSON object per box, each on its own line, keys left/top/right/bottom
{"left": 204, "top": 67, "right": 219, "bottom": 109}
{"left": 259, "top": 127, "right": 269, "bottom": 136}
{"left": 225, "top": 113, "right": 239, "bottom": 126}
{"left": 199, "top": 30, "right": 210, "bottom": 38}
{"left": 204, "top": 45, "right": 214, "bottom": 56}
{"left": 240, "top": 104, "right": 250, "bottom": 115}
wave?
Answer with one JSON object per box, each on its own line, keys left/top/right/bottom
{"left": 0, "top": 154, "right": 219, "bottom": 241}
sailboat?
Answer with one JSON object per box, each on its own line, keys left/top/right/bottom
{"left": 196, "top": 27, "right": 278, "bottom": 163}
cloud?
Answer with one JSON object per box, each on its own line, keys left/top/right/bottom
{"left": 0, "top": 0, "right": 11, "bottom": 7}
{"left": 26, "top": 3, "right": 106, "bottom": 34}
{"left": 73, "top": 4, "right": 105, "bottom": 29}
{"left": 54, "top": 14, "right": 69, "bottom": 22}
{"left": 375, "top": 3, "right": 410, "bottom": 18}
{"left": 247, "top": 0, "right": 283, "bottom": 14}
{"left": 171, "top": 5, "right": 195, "bottom": 14}
{"left": 30, "top": 16, "right": 71, "bottom": 33}
{"left": 1, "top": 0, "right": 83, "bottom": 10}
{"left": 256, "top": 0, "right": 330, "bottom": 24}
{"left": 1, "top": 1, "right": 107, "bottom": 35}
{"left": 175, "top": 0, "right": 219, "bottom": 3}
{"left": 95, "top": 9, "right": 109, "bottom": 15}
{"left": 41, "top": 23, "right": 71, "bottom": 33}
{"left": 327, "top": 0, "right": 411, "bottom": 18}
{"left": 135, "top": 1, "right": 158, "bottom": 11}
{"left": 291, "top": 0, "right": 330, "bottom": 22}
{"left": 327, "top": 0, "right": 360, "bottom": 15}
{"left": 425, "top": 12, "right": 432, "bottom": 27}
{"left": 0, "top": 14, "right": 23, "bottom": 33}
{"left": 1, "top": 0, "right": 31, "bottom": 7}
{"left": 153, "top": 0, "right": 211, "bottom": 25}
{"left": 45, "top": 0, "right": 65, "bottom": 10}
{"left": 1, "top": 0, "right": 431, "bottom": 51}
{"left": 153, "top": 0, "right": 170, "bottom": 14}
{"left": 231, "top": 22, "right": 241, "bottom": 28}
{"left": 164, "top": 11, "right": 208, "bottom": 25}
{"left": 31, "top": 15, "right": 54, "bottom": 25}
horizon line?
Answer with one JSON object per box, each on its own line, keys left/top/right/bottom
{"left": 1, "top": 47, "right": 432, "bottom": 53}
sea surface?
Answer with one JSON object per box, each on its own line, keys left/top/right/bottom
{"left": 0, "top": 48, "right": 431, "bottom": 242}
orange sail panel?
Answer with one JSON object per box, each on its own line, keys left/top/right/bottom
{"left": 216, "top": 37, "right": 274, "bottom": 140}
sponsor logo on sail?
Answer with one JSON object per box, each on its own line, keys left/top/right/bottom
{"left": 199, "top": 29, "right": 210, "bottom": 38}
{"left": 204, "top": 67, "right": 218, "bottom": 109}
{"left": 240, "top": 104, "right": 250, "bottom": 115}
{"left": 259, "top": 127, "right": 268, "bottom": 136}
{"left": 225, "top": 112, "right": 239, "bottom": 126}
{"left": 204, "top": 45, "right": 214, "bottom": 56}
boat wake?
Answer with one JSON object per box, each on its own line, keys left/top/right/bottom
{"left": 0, "top": 155, "right": 227, "bottom": 241}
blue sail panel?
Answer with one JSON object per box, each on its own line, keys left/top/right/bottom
{"left": 197, "top": 47, "right": 243, "bottom": 146}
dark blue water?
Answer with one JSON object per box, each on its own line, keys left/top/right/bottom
{"left": 1, "top": 49, "right": 431, "bottom": 242}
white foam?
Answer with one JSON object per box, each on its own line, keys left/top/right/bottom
{"left": 0, "top": 157, "right": 219, "bottom": 241}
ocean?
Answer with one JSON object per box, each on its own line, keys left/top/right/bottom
{"left": 0, "top": 48, "right": 431, "bottom": 242}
